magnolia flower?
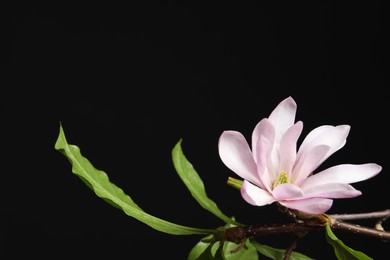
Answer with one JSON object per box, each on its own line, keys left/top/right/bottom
{"left": 218, "top": 96, "right": 382, "bottom": 214}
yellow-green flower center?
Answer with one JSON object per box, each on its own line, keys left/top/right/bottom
{"left": 273, "top": 171, "right": 289, "bottom": 189}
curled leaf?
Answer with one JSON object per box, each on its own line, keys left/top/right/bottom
{"left": 55, "top": 123, "right": 214, "bottom": 236}
{"left": 172, "top": 139, "right": 241, "bottom": 226}
{"left": 325, "top": 223, "right": 372, "bottom": 260}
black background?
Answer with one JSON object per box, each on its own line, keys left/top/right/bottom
{"left": 2, "top": 1, "right": 389, "bottom": 259}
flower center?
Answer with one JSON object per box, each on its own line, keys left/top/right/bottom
{"left": 273, "top": 171, "right": 289, "bottom": 189}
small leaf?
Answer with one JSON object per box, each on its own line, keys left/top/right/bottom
{"left": 214, "top": 242, "right": 227, "bottom": 260}
{"left": 55, "top": 123, "right": 214, "bottom": 236}
{"left": 251, "top": 240, "right": 314, "bottom": 260}
{"left": 189, "top": 222, "right": 258, "bottom": 260}
{"left": 190, "top": 219, "right": 309, "bottom": 260}
{"left": 222, "top": 240, "right": 258, "bottom": 260}
{"left": 188, "top": 236, "right": 259, "bottom": 260}
{"left": 172, "top": 139, "right": 241, "bottom": 226}
{"left": 188, "top": 238, "right": 217, "bottom": 260}
{"left": 325, "top": 223, "right": 373, "bottom": 260}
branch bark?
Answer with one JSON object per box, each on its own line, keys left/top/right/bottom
{"left": 222, "top": 209, "right": 390, "bottom": 244}
{"left": 330, "top": 218, "right": 390, "bottom": 241}
{"left": 329, "top": 209, "right": 390, "bottom": 221}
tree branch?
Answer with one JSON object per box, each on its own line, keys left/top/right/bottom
{"left": 284, "top": 236, "right": 299, "bottom": 260}
{"left": 329, "top": 209, "right": 390, "bottom": 221}
{"left": 223, "top": 223, "right": 323, "bottom": 245}
{"left": 330, "top": 218, "right": 390, "bottom": 241}
{"left": 222, "top": 209, "right": 390, "bottom": 245}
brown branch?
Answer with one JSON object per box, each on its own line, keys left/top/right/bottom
{"left": 284, "top": 236, "right": 299, "bottom": 260}
{"left": 330, "top": 218, "right": 390, "bottom": 241}
{"left": 222, "top": 209, "right": 390, "bottom": 245}
{"left": 327, "top": 209, "right": 390, "bottom": 241}
{"left": 224, "top": 223, "right": 323, "bottom": 244}
{"left": 329, "top": 209, "right": 390, "bottom": 221}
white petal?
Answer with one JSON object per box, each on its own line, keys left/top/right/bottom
{"left": 279, "top": 198, "right": 333, "bottom": 214}
{"left": 272, "top": 183, "right": 304, "bottom": 200}
{"left": 279, "top": 121, "right": 303, "bottom": 176}
{"left": 292, "top": 145, "right": 330, "bottom": 185}
{"left": 296, "top": 125, "right": 350, "bottom": 166}
{"left": 301, "top": 163, "right": 382, "bottom": 189}
{"left": 241, "top": 180, "right": 275, "bottom": 206}
{"left": 252, "top": 118, "right": 275, "bottom": 164}
{"left": 255, "top": 136, "right": 274, "bottom": 191}
{"left": 268, "top": 97, "right": 297, "bottom": 147}
{"left": 218, "top": 131, "right": 262, "bottom": 187}
{"left": 303, "top": 183, "right": 362, "bottom": 198}
{"left": 296, "top": 125, "right": 333, "bottom": 159}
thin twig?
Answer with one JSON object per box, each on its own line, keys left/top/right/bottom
{"left": 284, "top": 236, "right": 299, "bottom": 260}
{"left": 329, "top": 209, "right": 390, "bottom": 221}
{"left": 330, "top": 218, "right": 390, "bottom": 241}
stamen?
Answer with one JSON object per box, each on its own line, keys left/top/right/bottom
{"left": 273, "top": 171, "right": 289, "bottom": 188}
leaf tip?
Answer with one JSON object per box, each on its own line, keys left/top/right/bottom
{"left": 55, "top": 121, "right": 67, "bottom": 151}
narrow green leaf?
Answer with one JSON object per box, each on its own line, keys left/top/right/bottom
{"left": 55, "top": 123, "right": 214, "bottom": 236}
{"left": 325, "top": 223, "right": 373, "bottom": 260}
{"left": 188, "top": 236, "right": 258, "bottom": 260}
{"left": 187, "top": 236, "right": 215, "bottom": 260}
{"left": 222, "top": 240, "right": 258, "bottom": 260}
{"left": 214, "top": 242, "right": 227, "bottom": 260}
{"left": 251, "top": 240, "right": 314, "bottom": 260}
{"left": 189, "top": 222, "right": 258, "bottom": 260}
{"left": 172, "top": 139, "right": 241, "bottom": 226}
{"left": 192, "top": 222, "right": 304, "bottom": 260}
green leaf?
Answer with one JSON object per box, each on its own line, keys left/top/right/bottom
{"left": 222, "top": 240, "right": 258, "bottom": 260}
{"left": 55, "top": 123, "right": 215, "bottom": 236}
{"left": 251, "top": 240, "right": 314, "bottom": 260}
{"left": 188, "top": 236, "right": 258, "bottom": 260}
{"left": 188, "top": 222, "right": 258, "bottom": 260}
{"left": 187, "top": 236, "right": 215, "bottom": 260}
{"left": 172, "top": 139, "right": 241, "bottom": 226}
{"left": 214, "top": 242, "right": 227, "bottom": 260}
{"left": 192, "top": 241, "right": 224, "bottom": 260}
{"left": 325, "top": 223, "right": 373, "bottom": 260}
{"left": 189, "top": 221, "right": 310, "bottom": 260}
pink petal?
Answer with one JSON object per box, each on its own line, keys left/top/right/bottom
{"left": 296, "top": 125, "right": 350, "bottom": 167}
{"left": 292, "top": 145, "right": 330, "bottom": 185}
{"left": 268, "top": 97, "right": 297, "bottom": 147}
{"left": 279, "top": 198, "right": 333, "bottom": 214}
{"left": 300, "top": 163, "right": 382, "bottom": 189}
{"left": 218, "top": 131, "right": 262, "bottom": 187}
{"left": 241, "top": 180, "right": 275, "bottom": 206}
{"left": 303, "top": 183, "right": 362, "bottom": 198}
{"left": 255, "top": 136, "right": 274, "bottom": 191}
{"left": 272, "top": 183, "right": 304, "bottom": 200}
{"left": 279, "top": 121, "right": 303, "bottom": 177}
{"left": 296, "top": 125, "right": 333, "bottom": 159}
{"left": 252, "top": 118, "right": 275, "bottom": 164}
